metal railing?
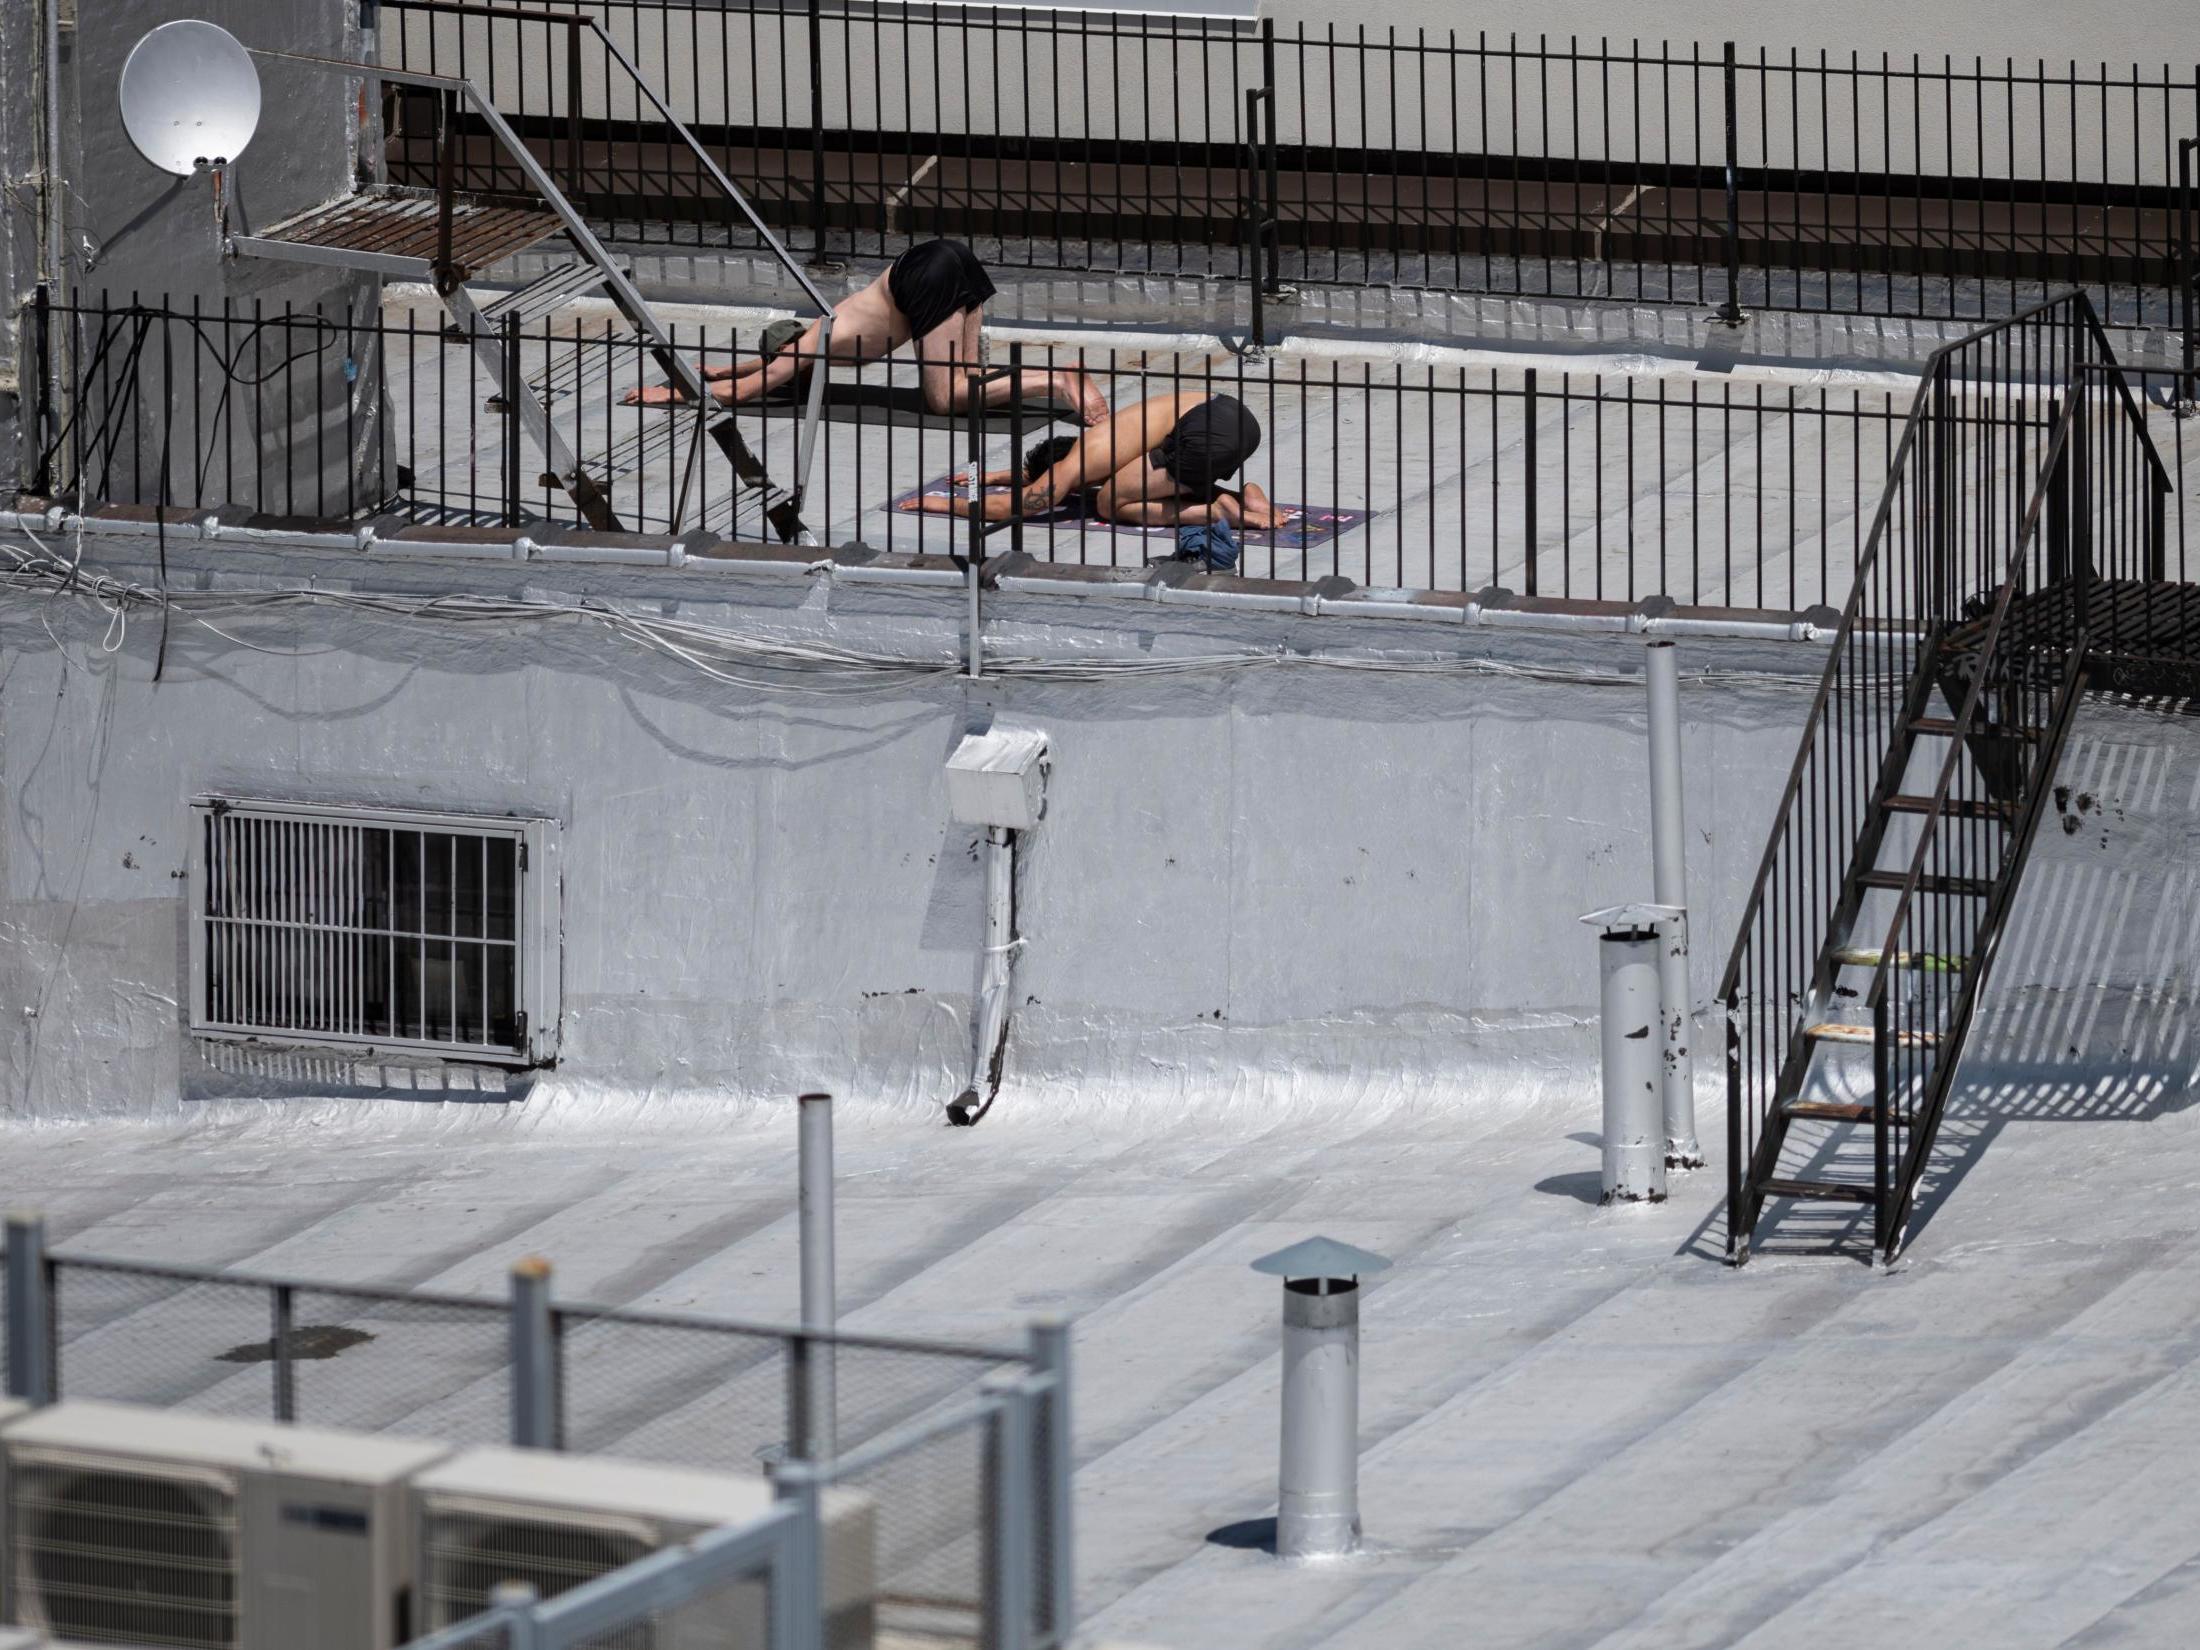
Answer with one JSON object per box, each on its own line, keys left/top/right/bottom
{"left": 398, "top": 1366, "right": 1065, "bottom": 1650}
{"left": 0, "top": 1221, "right": 1073, "bottom": 1649}
{"left": 1718, "top": 291, "right": 2176, "bottom": 1261}
{"left": 379, "top": 4, "right": 2200, "bottom": 329}
{"left": 40, "top": 288, "right": 2117, "bottom": 615}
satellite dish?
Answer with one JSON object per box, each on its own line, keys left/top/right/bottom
{"left": 119, "top": 20, "right": 262, "bottom": 177}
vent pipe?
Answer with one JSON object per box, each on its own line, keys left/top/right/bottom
{"left": 1644, "top": 641, "right": 1704, "bottom": 1168}
{"left": 1580, "top": 905, "right": 1677, "bottom": 1203}
{"left": 1251, "top": 1237, "right": 1391, "bottom": 1560}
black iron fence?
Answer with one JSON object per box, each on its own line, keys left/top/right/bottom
{"left": 378, "top": 1, "right": 2200, "bottom": 330}
{"left": 33, "top": 291, "right": 2200, "bottom": 610}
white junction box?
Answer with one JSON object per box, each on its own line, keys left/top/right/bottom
{"left": 945, "top": 726, "right": 1050, "bottom": 829}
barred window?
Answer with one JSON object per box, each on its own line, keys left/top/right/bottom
{"left": 188, "top": 799, "right": 558, "bottom": 1062}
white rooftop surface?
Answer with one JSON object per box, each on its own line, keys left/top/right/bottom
{"left": 8, "top": 1039, "right": 2198, "bottom": 1650}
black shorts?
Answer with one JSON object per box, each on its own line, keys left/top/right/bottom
{"left": 887, "top": 239, "right": 998, "bottom": 342}
{"left": 1154, "top": 396, "right": 1261, "bottom": 502}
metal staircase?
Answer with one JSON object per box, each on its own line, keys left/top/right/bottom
{"left": 229, "top": 18, "right": 837, "bottom": 540}
{"left": 1721, "top": 293, "right": 2183, "bottom": 1264}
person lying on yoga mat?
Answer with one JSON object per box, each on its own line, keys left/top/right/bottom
{"left": 898, "top": 392, "right": 1287, "bottom": 529}
{"left": 622, "top": 238, "right": 1109, "bottom": 425}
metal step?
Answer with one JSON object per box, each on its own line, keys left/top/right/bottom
{"left": 1759, "top": 1177, "right": 1878, "bottom": 1205}
{"left": 1882, "top": 792, "right": 2016, "bottom": 821}
{"left": 230, "top": 189, "right": 562, "bottom": 280}
{"left": 1804, "top": 1021, "right": 1943, "bottom": 1049}
{"left": 1859, "top": 870, "right": 1993, "bottom": 897}
{"left": 1909, "top": 715, "right": 2045, "bottom": 741}
{"left": 474, "top": 260, "right": 620, "bottom": 329}
{"left": 527, "top": 324, "right": 641, "bottom": 406}
{"left": 1783, "top": 1099, "right": 1918, "bottom": 1125}
{"left": 1832, "top": 947, "right": 1968, "bottom": 972}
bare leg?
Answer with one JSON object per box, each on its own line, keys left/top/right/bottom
{"left": 624, "top": 272, "right": 910, "bottom": 406}
{"left": 917, "top": 307, "right": 1112, "bottom": 426}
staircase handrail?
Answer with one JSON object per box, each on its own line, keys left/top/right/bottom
{"left": 1712, "top": 289, "right": 2097, "bottom": 1009}
{"left": 247, "top": 44, "right": 830, "bottom": 541}
{"left": 376, "top": 0, "right": 837, "bottom": 318}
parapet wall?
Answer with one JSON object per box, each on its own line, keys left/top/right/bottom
{"left": 0, "top": 517, "right": 2187, "bottom": 1125}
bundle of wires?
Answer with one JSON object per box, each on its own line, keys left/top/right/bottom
{"left": 0, "top": 524, "right": 1821, "bottom": 700}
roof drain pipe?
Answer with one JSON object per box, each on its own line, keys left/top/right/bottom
{"left": 943, "top": 726, "right": 1050, "bottom": 1127}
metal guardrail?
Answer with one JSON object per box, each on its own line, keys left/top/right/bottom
{"left": 1, "top": 1215, "right": 1075, "bottom": 1649}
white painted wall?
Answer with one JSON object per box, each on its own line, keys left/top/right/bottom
{"left": 2, "top": 534, "right": 2191, "bottom": 1124}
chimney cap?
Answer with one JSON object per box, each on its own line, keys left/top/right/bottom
{"left": 1250, "top": 1236, "right": 1393, "bottom": 1281}
{"left": 1578, "top": 901, "right": 1681, "bottom": 930}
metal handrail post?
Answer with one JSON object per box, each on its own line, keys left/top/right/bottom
{"left": 1026, "top": 1319, "right": 1074, "bottom": 1646}
{"left": 509, "top": 1256, "right": 556, "bottom": 1448}
{"left": 272, "top": 1282, "right": 297, "bottom": 1422}
{"left": 1716, "top": 42, "right": 1746, "bottom": 327}
{"left": 979, "top": 1377, "right": 1034, "bottom": 1650}
{"left": 1245, "top": 88, "right": 1268, "bottom": 352}
{"left": 433, "top": 87, "right": 459, "bottom": 290}
{"left": 770, "top": 1461, "right": 826, "bottom": 1650}
{"left": 2180, "top": 136, "right": 2197, "bottom": 413}
{"left": 5, "top": 1212, "right": 53, "bottom": 1405}
{"left": 797, "top": 1092, "right": 837, "bottom": 1461}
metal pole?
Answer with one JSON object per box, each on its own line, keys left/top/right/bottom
{"left": 1522, "top": 368, "right": 1539, "bottom": 597}
{"left": 966, "top": 372, "right": 985, "bottom": 677}
{"left": 272, "top": 1283, "right": 297, "bottom": 1423}
{"left": 1596, "top": 926, "right": 1667, "bottom": 1202}
{"left": 797, "top": 1091, "right": 837, "bottom": 1461}
{"left": 1277, "top": 1275, "right": 1359, "bottom": 1559}
{"left": 1716, "top": 42, "right": 1745, "bottom": 327}
{"left": 1027, "top": 1317, "right": 1074, "bottom": 1643}
{"left": 30, "top": 284, "right": 52, "bottom": 496}
{"left": 980, "top": 1376, "right": 1034, "bottom": 1650}
{"left": 771, "top": 1461, "right": 826, "bottom": 1650}
{"left": 502, "top": 311, "right": 522, "bottom": 527}
{"left": 807, "top": 0, "right": 830, "bottom": 262}
{"left": 1245, "top": 89, "right": 1267, "bottom": 353}
{"left": 509, "top": 1256, "right": 556, "bottom": 1449}
{"left": 5, "top": 1212, "right": 53, "bottom": 1405}
{"left": 1644, "top": 641, "right": 1702, "bottom": 1168}
{"left": 2180, "top": 137, "right": 2197, "bottom": 413}
{"left": 489, "top": 1582, "right": 543, "bottom": 1650}
{"left": 1008, "top": 342, "right": 1025, "bottom": 559}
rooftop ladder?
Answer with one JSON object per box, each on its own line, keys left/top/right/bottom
{"left": 229, "top": 14, "right": 838, "bottom": 541}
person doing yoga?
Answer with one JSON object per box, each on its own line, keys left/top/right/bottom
{"left": 622, "top": 238, "right": 1108, "bottom": 424}
{"left": 899, "top": 392, "right": 1286, "bottom": 528}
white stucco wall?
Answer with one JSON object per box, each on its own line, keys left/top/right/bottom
{"left": 2, "top": 530, "right": 2191, "bottom": 1124}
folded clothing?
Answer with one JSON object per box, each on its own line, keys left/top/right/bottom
{"left": 1173, "top": 515, "right": 1239, "bottom": 571}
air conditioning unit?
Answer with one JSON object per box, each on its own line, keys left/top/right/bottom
{"left": 410, "top": 1448, "right": 876, "bottom": 1650}
{"left": 1, "top": 1400, "right": 450, "bottom": 1650}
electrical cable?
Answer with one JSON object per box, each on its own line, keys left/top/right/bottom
{"left": 0, "top": 533, "right": 1828, "bottom": 700}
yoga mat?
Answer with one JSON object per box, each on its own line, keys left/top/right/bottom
{"left": 887, "top": 477, "right": 1374, "bottom": 552}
